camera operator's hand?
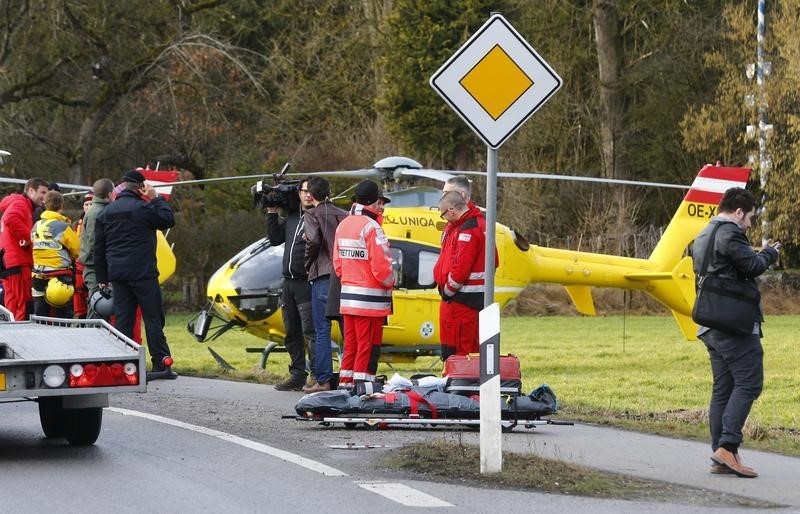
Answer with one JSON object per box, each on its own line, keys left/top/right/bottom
{"left": 265, "top": 206, "right": 278, "bottom": 214}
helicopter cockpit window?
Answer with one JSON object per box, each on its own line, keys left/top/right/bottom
{"left": 390, "top": 248, "right": 403, "bottom": 288}
{"left": 386, "top": 239, "right": 439, "bottom": 290}
{"left": 417, "top": 251, "right": 437, "bottom": 287}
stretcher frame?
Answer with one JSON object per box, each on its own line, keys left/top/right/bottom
{"left": 293, "top": 414, "right": 573, "bottom": 431}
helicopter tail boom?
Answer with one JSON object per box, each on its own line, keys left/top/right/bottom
{"left": 518, "top": 164, "right": 750, "bottom": 340}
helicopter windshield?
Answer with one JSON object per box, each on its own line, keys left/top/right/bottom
{"left": 226, "top": 238, "right": 285, "bottom": 291}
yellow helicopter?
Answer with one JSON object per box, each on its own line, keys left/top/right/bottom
{"left": 186, "top": 157, "right": 750, "bottom": 365}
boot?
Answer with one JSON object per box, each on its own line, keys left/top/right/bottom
{"left": 275, "top": 374, "right": 306, "bottom": 391}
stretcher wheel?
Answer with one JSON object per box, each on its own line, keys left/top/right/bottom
{"left": 343, "top": 422, "right": 358, "bottom": 429}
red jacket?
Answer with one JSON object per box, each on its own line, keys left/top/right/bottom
{"left": 0, "top": 193, "right": 36, "bottom": 268}
{"left": 434, "top": 204, "right": 496, "bottom": 310}
{"left": 333, "top": 204, "right": 394, "bottom": 317}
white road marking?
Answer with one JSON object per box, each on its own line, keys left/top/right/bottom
{"left": 110, "top": 408, "right": 452, "bottom": 507}
{"left": 108, "top": 407, "right": 347, "bottom": 476}
{"left": 356, "top": 481, "right": 453, "bottom": 507}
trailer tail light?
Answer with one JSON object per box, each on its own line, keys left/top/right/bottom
{"left": 69, "top": 362, "right": 139, "bottom": 387}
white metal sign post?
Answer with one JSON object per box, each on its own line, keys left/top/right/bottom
{"left": 430, "top": 13, "right": 561, "bottom": 474}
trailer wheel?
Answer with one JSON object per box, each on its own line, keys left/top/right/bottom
{"left": 38, "top": 397, "right": 66, "bottom": 439}
{"left": 63, "top": 407, "right": 103, "bottom": 446}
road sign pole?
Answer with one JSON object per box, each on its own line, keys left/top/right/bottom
{"left": 485, "top": 146, "right": 498, "bottom": 308}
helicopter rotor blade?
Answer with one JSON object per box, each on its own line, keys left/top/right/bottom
{"left": 284, "top": 169, "right": 384, "bottom": 180}
{"left": 0, "top": 176, "right": 93, "bottom": 192}
{"left": 394, "top": 168, "right": 456, "bottom": 183}
{"left": 455, "top": 170, "right": 688, "bottom": 190}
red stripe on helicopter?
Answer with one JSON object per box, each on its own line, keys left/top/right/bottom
{"left": 141, "top": 170, "right": 180, "bottom": 200}
{"left": 683, "top": 165, "right": 750, "bottom": 205}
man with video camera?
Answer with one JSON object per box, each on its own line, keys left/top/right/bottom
{"left": 264, "top": 178, "right": 316, "bottom": 391}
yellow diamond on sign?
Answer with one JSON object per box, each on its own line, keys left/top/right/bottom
{"left": 459, "top": 44, "right": 534, "bottom": 121}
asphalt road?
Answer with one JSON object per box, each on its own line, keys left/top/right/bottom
{"left": 2, "top": 377, "right": 798, "bottom": 513}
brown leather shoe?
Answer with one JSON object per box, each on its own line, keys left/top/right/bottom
{"left": 303, "top": 381, "right": 331, "bottom": 393}
{"left": 711, "top": 448, "right": 758, "bottom": 478}
{"left": 710, "top": 463, "right": 732, "bottom": 474}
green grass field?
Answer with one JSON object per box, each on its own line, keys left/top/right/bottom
{"left": 164, "top": 313, "right": 800, "bottom": 454}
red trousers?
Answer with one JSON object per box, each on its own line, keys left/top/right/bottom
{"left": 2, "top": 266, "right": 32, "bottom": 321}
{"left": 439, "top": 300, "right": 479, "bottom": 359}
{"left": 73, "top": 266, "right": 88, "bottom": 318}
{"left": 111, "top": 307, "right": 143, "bottom": 343}
{"left": 340, "top": 314, "right": 382, "bottom": 384}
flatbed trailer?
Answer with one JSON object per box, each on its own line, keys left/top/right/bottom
{"left": 0, "top": 310, "right": 146, "bottom": 445}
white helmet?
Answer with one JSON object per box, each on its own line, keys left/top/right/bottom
{"left": 90, "top": 287, "right": 114, "bottom": 319}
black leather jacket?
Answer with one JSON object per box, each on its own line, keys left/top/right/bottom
{"left": 266, "top": 209, "right": 307, "bottom": 280}
{"left": 692, "top": 217, "right": 778, "bottom": 322}
{"left": 303, "top": 200, "right": 348, "bottom": 281}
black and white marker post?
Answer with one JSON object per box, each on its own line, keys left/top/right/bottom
{"left": 479, "top": 301, "right": 502, "bottom": 473}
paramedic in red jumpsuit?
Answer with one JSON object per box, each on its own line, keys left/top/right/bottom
{"left": 434, "top": 190, "right": 490, "bottom": 361}
{"left": 332, "top": 180, "right": 394, "bottom": 389}
{"left": 0, "top": 177, "right": 49, "bottom": 320}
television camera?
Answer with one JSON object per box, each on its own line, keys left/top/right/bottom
{"left": 250, "top": 162, "right": 301, "bottom": 211}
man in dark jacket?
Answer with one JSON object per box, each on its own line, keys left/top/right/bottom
{"left": 266, "top": 178, "right": 315, "bottom": 391}
{"left": 302, "top": 177, "right": 348, "bottom": 393}
{"left": 95, "top": 170, "right": 176, "bottom": 378}
{"left": 692, "top": 187, "right": 780, "bottom": 478}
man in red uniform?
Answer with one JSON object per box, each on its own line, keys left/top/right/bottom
{"left": 332, "top": 180, "right": 394, "bottom": 389}
{"left": 0, "top": 177, "right": 49, "bottom": 320}
{"left": 433, "top": 190, "right": 489, "bottom": 360}
{"left": 442, "top": 175, "right": 475, "bottom": 209}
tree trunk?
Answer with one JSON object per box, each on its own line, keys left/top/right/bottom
{"left": 593, "top": 0, "right": 630, "bottom": 236}
{"left": 70, "top": 90, "right": 120, "bottom": 184}
{"left": 593, "top": 0, "right": 627, "bottom": 180}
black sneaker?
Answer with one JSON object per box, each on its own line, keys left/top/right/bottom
{"left": 147, "top": 368, "right": 179, "bottom": 381}
{"left": 274, "top": 375, "right": 306, "bottom": 391}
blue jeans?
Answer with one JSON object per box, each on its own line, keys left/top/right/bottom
{"left": 700, "top": 328, "right": 764, "bottom": 451}
{"left": 311, "top": 276, "right": 333, "bottom": 384}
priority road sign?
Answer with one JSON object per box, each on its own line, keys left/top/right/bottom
{"left": 430, "top": 14, "right": 562, "bottom": 149}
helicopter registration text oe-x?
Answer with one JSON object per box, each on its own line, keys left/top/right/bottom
{"left": 686, "top": 203, "right": 717, "bottom": 219}
{"left": 339, "top": 239, "right": 368, "bottom": 260}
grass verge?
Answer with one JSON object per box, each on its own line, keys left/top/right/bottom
{"left": 384, "top": 440, "right": 774, "bottom": 508}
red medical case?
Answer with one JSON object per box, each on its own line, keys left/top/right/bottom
{"left": 443, "top": 354, "right": 522, "bottom": 396}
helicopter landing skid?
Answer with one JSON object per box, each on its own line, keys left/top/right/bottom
{"left": 246, "top": 341, "right": 283, "bottom": 369}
